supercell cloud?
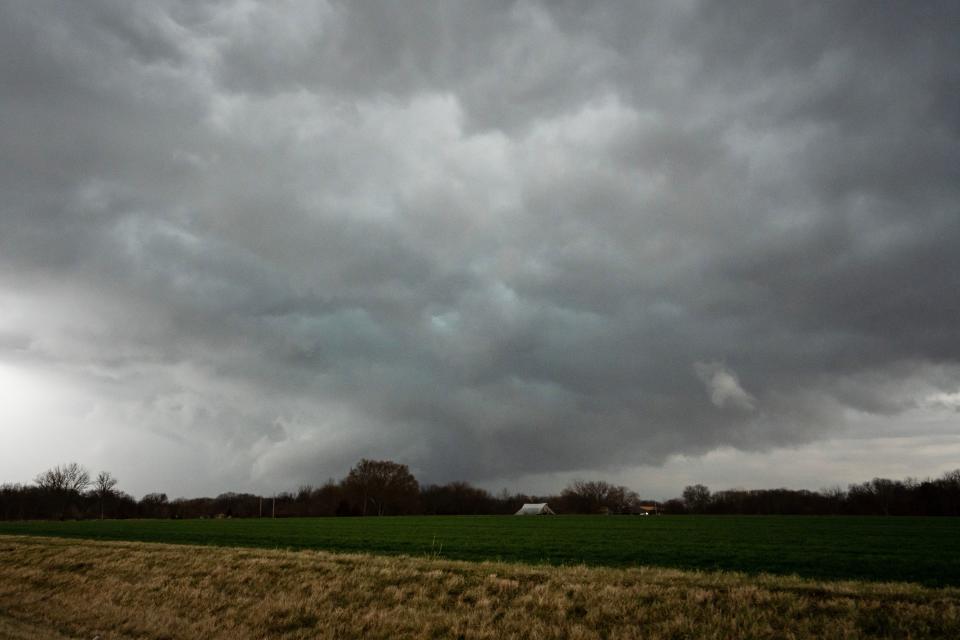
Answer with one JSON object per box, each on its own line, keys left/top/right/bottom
{"left": 1, "top": 1, "right": 959, "bottom": 497}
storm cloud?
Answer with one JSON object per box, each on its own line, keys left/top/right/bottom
{"left": 2, "top": 1, "right": 959, "bottom": 497}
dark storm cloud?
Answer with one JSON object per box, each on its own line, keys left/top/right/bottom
{"left": 1, "top": 0, "right": 958, "bottom": 493}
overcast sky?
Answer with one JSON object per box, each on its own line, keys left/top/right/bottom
{"left": 2, "top": 1, "right": 959, "bottom": 499}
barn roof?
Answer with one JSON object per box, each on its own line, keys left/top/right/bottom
{"left": 515, "top": 503, "right": 556, "bottom": 515}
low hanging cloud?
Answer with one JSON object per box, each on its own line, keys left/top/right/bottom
{"left": 926, "top": 392, "right": 960, "bottom": 413}
{"left": 694, "top": 362, "right": 757, "bottom": 412}
{"left": 1, "top": 1, "right": 959, "bottom": 495}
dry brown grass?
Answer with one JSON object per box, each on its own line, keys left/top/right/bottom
{"left": 1, "top": 535, "right": 958, "bottom": 639}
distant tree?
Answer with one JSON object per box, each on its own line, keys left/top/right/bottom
{"left": 140, "top": 492, "right": 170, "bottom": 518}
{"left": 211, "top": 492, "right": 260, "bottom": 518}
{"left": 169, "top": 496, "right": 213, "bottom": 519}
{"left": 35, "top": 462, "right": 90, "bottom": 493}
{"left": 561, "top": 480, "right": 638, "bottom": 514}
{"left": 847, "top": 478, "right": 911, "bottom": 516}
{"left": 682, "top": 484, "right": 711, "bottom": 513}
{"left": 940, "top": 469, "right": 960, "bottom": 516}
{"left": 821, "top": 486, "right": 846, "bottom": 515}
{"left": 35, "top": 463, "right": 91, "bottom": 519}
{"left": 869, "top": 478, "right": 900, "bottom": 516}
{"left": 342, "top": 459, "right": 420, "bottom": 516}
{"left": 661, "top": 498, "right": 687, "bottom": 514}
{"left": 311, "top": 481, "right": 347, "bottom": 517}
{"left": 287, "top": 483, "right": 345, "bottom": 517}
{"left": 421, "top": 481, "right": 497, "bottom": 515}
{"left": 93, "top": 471, "right": 119, "bottom": 520}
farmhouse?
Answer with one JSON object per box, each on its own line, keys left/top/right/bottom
{"left": 514, "top": 503, "right": 556, "bottom": 515}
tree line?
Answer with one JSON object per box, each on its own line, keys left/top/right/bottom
{"left": 673, "top": 471, "right": 960, "bottom": 516}
{"left": 2, "top": 459, "right": 959, "bottom": 520}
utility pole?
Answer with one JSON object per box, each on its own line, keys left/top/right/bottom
{"left": 272, "top": 496, "right": 276, "bottom": 518}
{"left": 259, "top": 496, "right": 262, "bottom": 518}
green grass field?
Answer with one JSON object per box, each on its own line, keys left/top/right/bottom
{"left": 1, "top": 515, "right": 957, "bottom": 587}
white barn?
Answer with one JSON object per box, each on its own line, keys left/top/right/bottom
{"left": 514, "top": 503, "right": 556, "bottom": 515}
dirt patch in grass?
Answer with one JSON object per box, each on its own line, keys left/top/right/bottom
{"left": 1, "top": 535, "right": 958, "bottom": 639}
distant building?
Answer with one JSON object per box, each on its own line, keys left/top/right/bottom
{"left": 514, "top": 503, "right": 556, "bottom": 515}
{"left": 637, "top": 504, "right": 660, "bottom": 515}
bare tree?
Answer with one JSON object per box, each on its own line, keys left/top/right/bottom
{"left": 342, "top": 459, "right": 419, "bottom": 516}
{"left": 94, "top": 471, "right": 118, "bottom": 519}
{"left": 35, "top": 463, "right": 91, "bottom": 493}
{"left": 682, "top": 484, "right": 712, "bottom": 513}
{"left": 139, "top": 493, "right": 170, "bottom": 518}
{"left": 561, "top": 480, "right": 638, "bottom": 514}
{"left": 943, "top": 469, "right": 960, "bottom": 486}
{"left": 35, "top": 463, "right": 91, "bottom": 519}
{"left": 821, "top": 485, "right": 846, "bottom": 515}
